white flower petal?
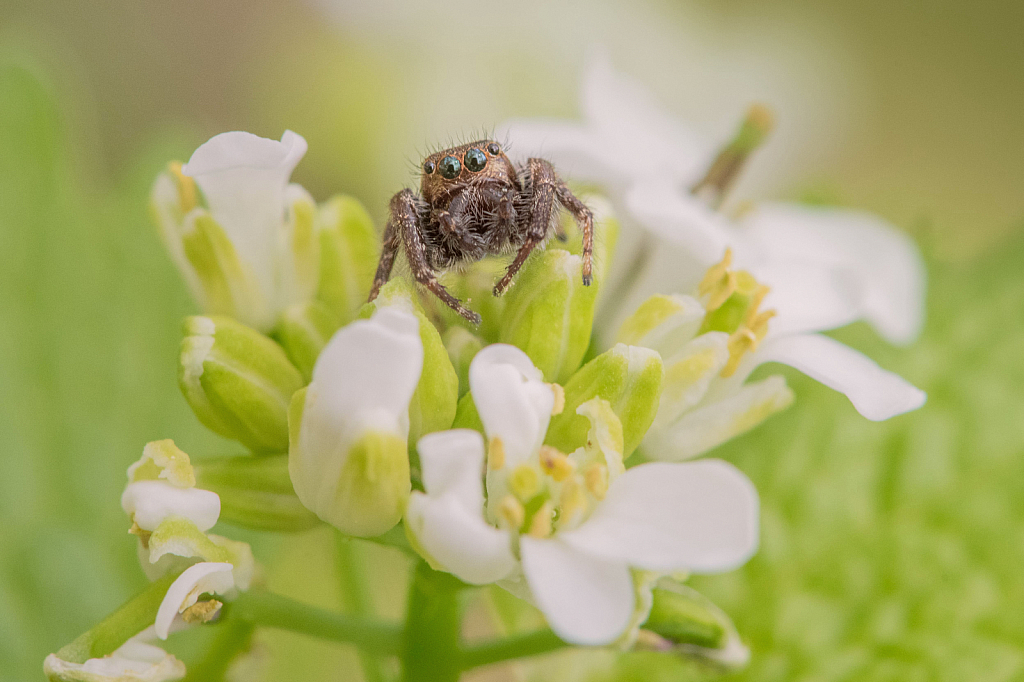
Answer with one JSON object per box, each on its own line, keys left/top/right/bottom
{"left": 44, "top": 637, "right": 186, "bottom": 682}
{"left": 581, "top": 51, "right": 710, "bottom": 185}
{"left": 497, "top": 119, "right": 621, "bottom": 188}
{"left": 294, "top": 307, "right": 422, "bottom": 503}
{"left": 121, "top": 481, "right": 220, "bottom": 532}
{"left": 750, "top": 261, "right": 862, "bottom": 337}
{"left": 520, "top": 536, "right": 635, "bottom": 645}
{"left": 560, "top": 461, "right": 759, "bottom": 573}
{"left": 740, "top": 203, "right": 926, "bottom": 345}
{"left": 624, "top": 182, "right": 733, "bottom": 264}
{"left": 646, "top": 376, "right": 794, "bottom": 461}
{"left": 181, "top": 130, "right": 308, "bottom": 298}
{"left": 155, "top": 562, "right": 235, "bottom": 639}
{"left": 749, "top": 333, "right": 926, "bottom": 421}
{"left": 468, "top": 344, "right": 553, "bottom": 468}
{"left": 405, "top": 492, "right": 515, "bottom": 585}
{"left": 417, "top": 429, "right": 486, "bottom": 507}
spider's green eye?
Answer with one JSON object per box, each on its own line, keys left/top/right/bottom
{"left": 423, "top": 160, "right": 436, "bottom": 174}
{"left": 486, "top": 142, "right": 500, "bottom": 155}
{"left": 464, "top": 148, "right": 487, "bottom": 172}
{"left": 439, "top": 156, "right": 461, "bottom": 179}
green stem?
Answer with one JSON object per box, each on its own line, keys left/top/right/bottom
{"left": 56, "top": 573, "right": 178, "bottom": 663}
{"left": 183, "top": 616, "right": 256, "bottom": 682}
{"left": 232, "top": 590, "right": 403, "bottom": 656}
{"left": 401, "top": 561, "right": 465, "bottom": 682}
{"left": 337, "top": 535, "right": 389, "bottom": 682}
{"left": 459, "top": 629, "right": 568, "bottom": 670}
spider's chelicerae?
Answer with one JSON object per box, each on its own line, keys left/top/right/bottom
{"left": 368, "top": 140, "right": 593, "bottom": 324}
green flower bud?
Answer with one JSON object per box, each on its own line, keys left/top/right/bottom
{"left": 546, "top": 344, "right": 663, "bottom": 458}
{"left": 442, "top": 326, "right": 483, "bottom": 397}
{"left": 193, "top": 454, "right": 320, "bottom": 532}
{"left": 638, "top": 582, "right": 748, "bottom": 667}
{"left": 274, "top": 300, "right": 343, "bottom": 381}
{"left": 318, "top": 195, "right": 380, "bottom": 324}
{"left": 179, "top": 315, "right": 304, "bottom": 452}
{"left": 498, "top": 248, "right": 598, "bottom": 384}
{"left": 359, "top": 279, "right": 459, "bottom": 445}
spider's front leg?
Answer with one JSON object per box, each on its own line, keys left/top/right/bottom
{"left": 493, "top": 159, "right": 592, "bottom": 295}
{"left": 368, "top": 191, "right": 406, "bottom": 302}
{"left": 385, "top": 190, "right": 481, "bottom": 325}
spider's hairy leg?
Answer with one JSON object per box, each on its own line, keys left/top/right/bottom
{"left": 493, "top": 158, "right": 556, "bottom": 296}
{"left": 554, "top": 181, "right": 594, "bottom": 285}
{"left": 395, "top": 192, "right": 482, "bottom": 325}
{"left": 368, "top": 190, "right": 408, "bottom": 302}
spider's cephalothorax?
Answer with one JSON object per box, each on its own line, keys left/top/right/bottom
{"left": 368, "top": 140, "right": 593, "bottom": 324}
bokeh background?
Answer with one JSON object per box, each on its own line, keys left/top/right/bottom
{"left": 2, "top": 1, "right": 1023, "bottom": 680}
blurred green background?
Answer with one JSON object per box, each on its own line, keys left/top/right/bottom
{"left": 1, "top": 1, "right": 1022, "bottom": 680}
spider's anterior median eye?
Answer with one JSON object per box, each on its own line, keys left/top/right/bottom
{"left": 486, "top": 142, "right": 500, "bottom": 155}
{"left": 439, "top": 156, "right": 461, "bottom": 179}
{"left": 423, "top": 160, "right": 436, "bottom": 174}
{"left": 464, "top": 148, "right": 487, "bottom": 172}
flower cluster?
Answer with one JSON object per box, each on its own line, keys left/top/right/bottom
{"left": 46, "top": 57, "right": 927, "bottom": 679}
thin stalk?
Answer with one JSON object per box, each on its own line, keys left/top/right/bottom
{"left": 401, "top": 561, "right": 465, "bottom": 682}
{"left": 337, "top": 534, "right": 389, "bottom": 682}
{"left": 459, "top": 629, "right": 568, "bottom": 670}
{"left": 56, "top": 573, "right": 178, "bottom": 663}
{"left": 232, "top": 590, "right": 403, "bottom": 656}
{"left": 183, "top": 616, "right": 255, "bottom": 682}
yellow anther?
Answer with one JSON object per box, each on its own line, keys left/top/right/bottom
{"left": 181, "top": 599, "right": 223, "bottom": 624}
{"left": 168, "top": 161, "right": 197, "bottom": 214}
{"left": 721, "top": 328, "right": 759, "bottom": 378}
{"left": 128, "top": 521, "right": 152, "bottom": 549}
{"left": 539, "top": 445, "right": 575, "bottom": 482}
{"left": 509, "top": 464, "right": 540, "bottom": 501}
{"left": 550, "top": 383, "right": 565, "bottom": 416}
{"left": 558, "top": 477, "right": 587, "bottom": 529}
{"left": 497, "top": 495, "right": 525, "bottom": 531}
{"left": 584, "top": 463, "right": 609, "bottom": 500}
{"left": 488, "top": 436, "right": 506, "bottom": 470}
{"left": 527, "top": 501, "right": 554, "bottom": 538}
{"left": 698, "top": 249, "right": 738, "bottom": 312}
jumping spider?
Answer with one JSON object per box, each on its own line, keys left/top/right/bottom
{"left": 368, "top": 140, "right": 593, "bottom": 324}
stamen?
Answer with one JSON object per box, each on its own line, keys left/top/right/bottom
{"left": 128, "top": 521, "right": 152, "bottom": 549}
{"left": 538, "top": 445, "right": 575, "bottom": 482}
{"left": 584, "top": 463, "right": 609, "bottom": 500}
{"left": 488, "top": 436, "right": 506, "bottom": 470}
{"left": 698, "top": 249, "right": 737, "bottom": 312}
{"left": 509, "top": 464, "right": 540, "bottom": 501}
{"left": 691, "top": 104, "right": 774, "bottom": 207}
{"left": 168, "top": 161, "right": 197, "bottom": 214}
{"left": 557, "top": 478, "right": 587, "bottom": 529}
{"left": 181, "top": 599, "right": 223, "bottom": 624}
{"left": 527, "top": 501, "right": 554, "bottom": 538}
{"left": 550, "top": 383, "right": 565, "bottom": 416}
{"left": 497, "top": 495, "right": 525, "bottom": 531}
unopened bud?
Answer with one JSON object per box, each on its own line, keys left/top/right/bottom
{"left": 639, "top": 583, "right": 749, "bottom": 667}
{"left": 317, "top": 195, "right": 380, "bottom": 324}
{"left": 274, "top": 300, "right": 343, "bottom": 381}
{"left": 546, "top": 344, "right": 663, "bottom": 458}
{"left": 179, "top": 316, "right": 304, "bottom": 452}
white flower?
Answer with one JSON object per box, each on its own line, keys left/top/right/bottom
{"left": 152, "top": 130, "right": 319, "bottom": 331}
{"left": 622, "top": 252, "right": 926, "bottom": 462}
{"left": 154, "top": 562, "right": 236, "bottom": 639}
{"left": 405, "top": 345, "right": 758, "bottom": 645}
{"left": 44, "top": 632, "right": 185, "bottom": 682}
{"left": 498, "top": 54, "right": 926, "bottom": 349}
{"left": 288, "top": 306, "right": 423, "bottom": 536}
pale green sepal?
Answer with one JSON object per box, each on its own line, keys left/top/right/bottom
{"left": 617, "top": 293, "right": 704, "bottom": 358}
{"left": 318, "top": 195, "right": 380, "bottom": 324}
{"left": 180, "top": 211, "right": 268, "bottom": 329}
{"left": 451, "top": 391, "right": 484, "bottom": 433}
{"left": 127, "top": 440, "right": 195, "bottom": 488}
{"left": 142, "top": 516, "right": 255, "bottom": 590}
{"left": 360, "top": 280, "right": 459, "bottom": 445}
{"left": 283, "top": 185, "right": 320, "bottom": 310}
{"left": 447, "top": 258, "right": 508, "bottom": 341}
{"left": 329, "top": 431, "right": 411, "bottom": 537}
{"left": 442, "top": 326, "right": 484, "bottom": 397}
{"left": 193, "top": 454, "right": 321, "bottom": 532}
{"left": 546, "top": 344, "right": 663, "bottom": 458}
{"left": 179, "top": 315, "right": 304, "bottom": 452}
{"left": 274, "top": 300, "right": 343, "bottom": 381}
{"left": 499, "top": 248, "right": 598, "bottom": 384}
